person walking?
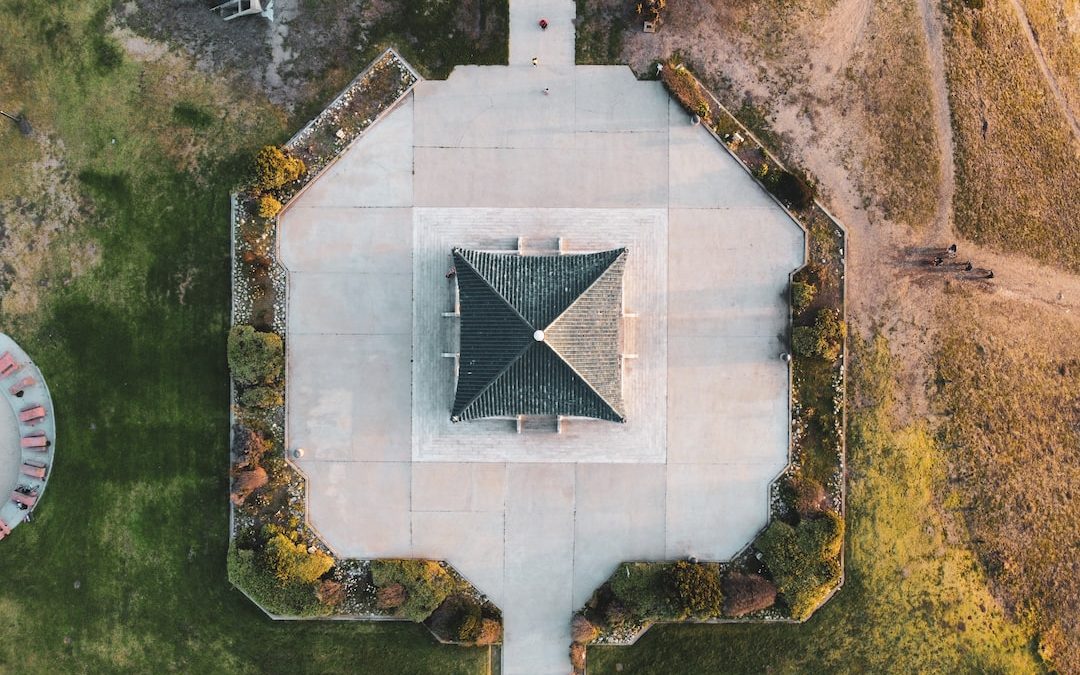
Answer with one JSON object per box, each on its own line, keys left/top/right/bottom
{"left": 539, "top": 18, "right": 548, "bottom": 29}
{"left": 532, "top": 57, "right": 539, "bottom": 67}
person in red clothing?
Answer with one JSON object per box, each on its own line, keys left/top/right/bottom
{"left": 539, "top": 18, "right": 548, "bottom": 29}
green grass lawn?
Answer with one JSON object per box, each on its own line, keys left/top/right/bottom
{"left": 587, "top": 335, "right": 1043, "bottom": 674}
{"left": 0, "top": 2, "right": 489, "bottom": 672}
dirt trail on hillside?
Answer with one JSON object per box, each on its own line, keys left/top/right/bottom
{"left": 1007, "top": 0, "right": 1080, "bottom": 140}
{"left": 913, "top": 0, "right": 956, "bottom": 241}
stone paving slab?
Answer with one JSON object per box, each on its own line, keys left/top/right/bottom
{"left": 287, "top": 333, "right": 411, "bottom": 463}
{"left": 303, "top": 461, "right": 413, "bottom": 557}
{"left": 664, "top": 463, "right": 779, "bottom": 560}
{"left": 279, "top": 207, "right": 412, "bottom": 273}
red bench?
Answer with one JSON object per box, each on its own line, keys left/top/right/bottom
{"left": 19, "top": 406, "right": 46, "bottom": 423}
{"left": 21, "top": 433, "right": 49, "bottom": 449}
{"left": 0, "top": 352, "right": 19, "bottom": 378}
{"left": 8, "top": 375, "right": 35, "bottom": 396}
{"left": 10, "top": 491, "right": 37, "bottom": 507}
{"left": 20, "top": 463, "right": 46, "bottom": 480}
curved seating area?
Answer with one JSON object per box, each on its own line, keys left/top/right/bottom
{"left": 0, "top": 333, "right": 55, "bottom": 541}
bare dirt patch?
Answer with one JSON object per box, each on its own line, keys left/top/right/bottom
{"left": 0, "top": 137, "right": 100, "bottom": 319}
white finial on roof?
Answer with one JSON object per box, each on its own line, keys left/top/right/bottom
{"left": 533, "top": 329, "right": 545, "bottom": 342}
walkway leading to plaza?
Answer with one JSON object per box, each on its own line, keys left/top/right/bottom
{"left": 277, "top": 2, "right": 805, "bottom": 673}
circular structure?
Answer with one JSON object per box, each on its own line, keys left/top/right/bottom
{"left": 0, "top": 333, "right": 56, "bottom": 541}
{"left": 533, "top": 330, "right": 545, "bottom": 342}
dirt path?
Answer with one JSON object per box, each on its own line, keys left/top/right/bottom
{"left": 1007, "top": 0, "right": 1080, "bottom": 140}
{"left": 913, "top": 0, "right": 956, "bottom": 241}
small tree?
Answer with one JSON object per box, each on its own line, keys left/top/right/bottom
{"left": 672, "top": 561, "right": 724, "bottom": 618}
{"left": 376, "top": 583, "right": 406, "bottom": 609}
{"left": 254, "top": 145, "right": 306, "bottom": 191}
{"left": 609, "top": 562, "right": 681, "bottom": 621}
{"left": 264, "top": 534, "right": 334, "bottom": 585}
{"left": 771, "top": 170, "right": 816, "bottom": 210}
{"left": 755, "top": 511, "right": 844, "bottom": 620}
{"left": 371, "top": 560, "right": 455, "bottom": 622}
{"left": 257, "top": 194, "right": 283, "bottom": 218}
{"left": 791, "top": 281, "right": 816, "bottom": 315}
{"left": 228, "top": 325, "right": 284, "bottom": 385}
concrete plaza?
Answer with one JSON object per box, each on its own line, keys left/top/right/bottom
{"left": 278, "top": 8, "right": 804, "bottom": 672}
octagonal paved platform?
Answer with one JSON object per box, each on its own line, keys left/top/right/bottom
{"left": 279, "top": 14, "right": 804, "bottom": 673}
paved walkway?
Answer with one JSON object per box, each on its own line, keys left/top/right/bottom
{"left": 278, "top": 3, "right": 804, "bottom": 673}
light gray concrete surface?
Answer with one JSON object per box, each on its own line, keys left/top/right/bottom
{"left": 277, "top": 14, "right": 804, "bottom": 672}
{"left": 0, "top": 387, "right": 18, "bottom": 501}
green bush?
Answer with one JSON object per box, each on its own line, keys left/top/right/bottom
{"left": 239, "top": 386, "right": 283, "bottom": 409}
{"left": 756, "top": 512, "right": 844, "bottom": 620}
{"left": 371, "top": 560, "right": 455, "bottom": 622}
{"left": 427, "top": 593, "right": 484, "bottom": 643}
{"left": 254, "top": 145, "right": 306, "bottom": 191}
{"left": 264, "top": 534, "right": 334, "bottom": 585}
{"left": 792, "top": 309, "right": 846, "bottom": 362}
{"left": 228, "top": 325, "right": 284, "bottom": 385}
{"left": 227, "top": 545, "right": 327, "bottom": 616}
{"left": 673, "top": 561, "right": 724, "bottom": 618}
{"left": 609, "top": 562, "right": 681, "bottom": 622}
{"left": 792, "top": 281, "right": 817, "bottom": 315}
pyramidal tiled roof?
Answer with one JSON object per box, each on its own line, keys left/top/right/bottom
{"left": 451, "top": 248, "right": 627, "bottom": 423}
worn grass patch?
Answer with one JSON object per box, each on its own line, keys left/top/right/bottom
{"left": 0, "top": 1, "right": 489, "bottom": 672}
{"left": 943, "top": 0, "right": 1080, "bottom": 270}
{"left": 575, "top": 0, "right": 629, "bottom": 65}
{"left": 935, "top": 291, "right": 1080, "bottom": 673}
{"left": 588, "top": 334, "right": 1042, "bottom": 674}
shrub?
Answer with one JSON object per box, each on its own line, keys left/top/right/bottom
{"left": 230, "top": 466, "right": 268, "bottom": 505}
{"left": 782, "top": 474, "right": 828, "bottom": 516}
{"left": 721, "top": 572, "right": 777, "bottom": 617}
{"left": 227, "top": 545, "right": 325, "bottom": 616}
{"left": 571, "top": 614, "right": 600, "bottom": 643}
{"left": 316, "top": 579, "right": 345, "bottom": 609}
{"left": 769, "top": 170, "right": 816, "bottom": 210}
{"left": 257, "top": 194, "right": 283, "bottom": 219}
{"left": 756, "top": 511, "right": 844, "bottom": 619}
{"left": 228, "top": 325, "right": 284, "bottom": 385}
{"left": 475, "top": 618, "right": 502, "bottom": 645}
{"left": 239, "top": 386, "right": 283, "bottom": 409}
{"left": 371, "top": 560, "right": 455, "bottom": 622}
{"left": 264, "top": 534, "right": 334, "bottom": 585}
{"left": 609, "top": 562, "right": 681, "bottom": 621}
{"left": 428, "top": 594, "right": 485, "bottom": 643}
{"left": 672, "top": 561, "right": 724, "bottom": 618}
{"left": 569, "top": 643, "right": 587, "bottom": 673}
{"left": 231, "top": 424, "right": 271, "bottom": 470}
{"left": 792, "top": 309, "right": 846, "bottom": 362}
{"left": 376, "top": 583, "right": 406, "bottom": 609}
{"left": 792, "top": 281, "right": 817, "bottom": 315}
{"left": 255, "top": 146, "right": 306, "bottom": 191}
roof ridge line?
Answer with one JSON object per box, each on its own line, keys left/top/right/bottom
{"left": 542, "top": 249, "right": 627, "bottom": 420}
{"left": 451, "top": 250, "right": 536, "bottom": 419}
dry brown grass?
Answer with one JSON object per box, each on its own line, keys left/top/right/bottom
{"left": 944, "top": 0, "right": 1080, "bottom": 271}
{"left": 935, "top": 290, "right": 1080, "bottom": 673}
{"left": 1017, "top": 0, "right": 1080, "bottom": 112}
{"left": 845, "top": 0, "right": 940, "bottom": 227}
